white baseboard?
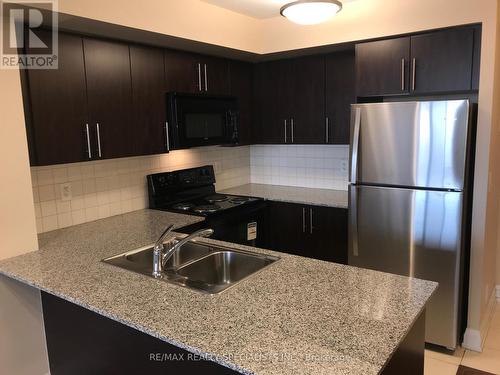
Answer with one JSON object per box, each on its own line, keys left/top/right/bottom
{"left": 462, "top": 286, "right": 498, "bottom": 352}
{"left": 496, "top": 285, "right": 500, "bottom": 301}
{"left": 462, "top": 328, "right": 482, "bottom": 352}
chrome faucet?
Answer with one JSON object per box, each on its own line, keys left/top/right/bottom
{"left": 152, "top": 225, "right": 214, "bottom": 278}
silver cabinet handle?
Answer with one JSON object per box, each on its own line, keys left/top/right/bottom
{"left": 325, "top": 117, "right": 329, "bottom": 143}
{"left": 412, "top": 58, "right": 416, "bottom": 91}
{"left": 302, "top": 208, "right": 306, "bottom": 233}
{"left": 85, "top": 123, "right": 92, "bottom": 159}
{"left": 291, "top": 118, "right": 294, "bottom": 143}
{"left": 197, "top": 63, "right": 202, "bottom": 91}
{"left": 204, "top": 64, "right": 208, "bottom": 92}
{"left": 96, "top": 123, "right": 102, "bottom": 158}
{"left": 309, "top": 208, "right": 313, "bottom": 234}
{"left": 284, "top": 119, "right": 287, "bottom": 143}
{"left": 165, "top": 121, "right": 170, "bottom": 151}
{"left": 401, "top": 58, "right": 405, "bottom": 91}
{"left": 350, "top": 107, "right": 361, "bottom": 183}
{"left": 350, "top": 186, "right": 359, "bottom": 257}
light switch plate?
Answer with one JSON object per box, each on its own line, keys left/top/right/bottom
{"left": 60, "top": 183, "right": 72, "bottom": 201}
{"left": 340, "top": 160, "right": 348, "bottom": 173}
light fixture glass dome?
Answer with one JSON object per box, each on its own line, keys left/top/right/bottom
{"left": 280, "top": 0, "right": 342, "bottom": 25}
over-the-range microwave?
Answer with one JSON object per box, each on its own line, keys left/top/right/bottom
{"left": 166, "top": 92, "right": 239, "bottom": 149}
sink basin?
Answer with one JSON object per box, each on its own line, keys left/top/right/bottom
{"left": 102, "top": 238, "right": 280, "bottom": 294}
{"left": 176, "top": 250, "right": 278, "bottom": 294}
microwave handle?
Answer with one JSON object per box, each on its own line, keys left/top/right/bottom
{"left": 227, "top": 110, "right": 239, "bottom": 143}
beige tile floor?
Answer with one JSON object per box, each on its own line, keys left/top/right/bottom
{"left": 425, "top": 302, "right": 500, "bottom": 375}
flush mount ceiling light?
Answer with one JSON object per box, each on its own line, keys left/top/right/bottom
{"left": 280, "top": 0, "right": 342, "bottom": 25}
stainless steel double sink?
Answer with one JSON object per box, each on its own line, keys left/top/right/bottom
{"left": 103, "top": 238, "right": 280, "bottom": 294}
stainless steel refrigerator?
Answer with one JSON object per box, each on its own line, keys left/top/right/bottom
{"left": 348, "top": 99, "right": 472, "bottom": 349}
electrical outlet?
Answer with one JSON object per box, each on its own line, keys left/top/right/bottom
{"left": 340, "top": 160, "right": 348, "bottom": 173}
{"left": 60, "top": 183, "right": 72, "bottom": 201}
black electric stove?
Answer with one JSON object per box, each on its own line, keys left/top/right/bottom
{"left": 147, "top": 166, "right": 267, "bottom": 246}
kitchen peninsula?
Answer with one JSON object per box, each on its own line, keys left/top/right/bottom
{"left": 0, "top": 210, "right": 437, "bottom": 375}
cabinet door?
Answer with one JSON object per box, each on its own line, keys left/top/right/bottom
{"left": 253, "top": 61, "right": 291, "bottom": 144}
{"left": 410, "top": 28, "right": 474, "bottom": 94}
{"left": 130, "top": 45, "right": 167, "bottom": 156}
{"left": 83, "top": 38, "right": 134, "bottom": 159}
{"left": 290, "top": 55, "right": 325, "bottom": 144}
{"left": 229, "top": 61, "right": 253, "bottom": 145}
{"left": 202, "top": 56, "right": 230, "bottom": 95}
{"left": 164, "top": 49, "right": 200, "bottom": 93}
{"left": 355, "top": 37, "right": 410, "bottom": 97}
{"left": 25, "top": 32, "right": 90, "bottom": 165}
{"left": 267, "top": 201, "right": 306, "bottom": 255}
{"left": 325, "top": 51, "right": 355, "bottom": 145}
{"left": 309, "top": 206, "right": 348, "bottom": 264}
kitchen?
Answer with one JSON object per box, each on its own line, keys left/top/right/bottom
{"left": 1, "top": 0, "right": 500, "bottom": 374}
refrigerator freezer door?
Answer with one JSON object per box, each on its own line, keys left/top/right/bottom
{"left": 348, "top": 185, "right": 462, "bottom": 348}
{"left": 350, "top": 100, "right": 469, "bottom": 190}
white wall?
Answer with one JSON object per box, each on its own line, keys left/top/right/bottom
{"left": 0, "top": 65, "right": 49, "bottom": 373}
{"left": 0, "top": 276, "right": 49, "bottom": 375}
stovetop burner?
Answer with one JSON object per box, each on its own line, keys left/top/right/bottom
{"left": 205, "top": 194, "right": 228, "bottom": 203}
{"left": 229, "top": 196, "right": 252, "bottom": 204}
{"left": 193, "top": 204, "right": 222, "bottom": 214}
{"left": 148, "top": 166, "right": 263, "bottom": 216}
{"left": 172, "top": 202, "right": 195, "bottom": 211}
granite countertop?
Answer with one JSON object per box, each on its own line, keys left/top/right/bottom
{"left": 0, "top": 209, "right": 436, "bottom": 375}
{"left": 221, "top": 183, "right": 348, "bottom": 209}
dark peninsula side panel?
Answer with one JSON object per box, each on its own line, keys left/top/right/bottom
{"left": 41, "top": 292, "right": 237, "bottom": 375}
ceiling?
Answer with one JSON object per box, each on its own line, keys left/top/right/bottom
{"left": 201, "top": 0, "right": 357, "bottom": 20}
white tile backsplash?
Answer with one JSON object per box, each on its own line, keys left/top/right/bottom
{"left": 31, "top": 146, "right": 250, "bottom": 233}
{"left": 31, "top": 144, "right": 348, "bottom": 234}
{"left": 250, "top": 145, "right": 349, "bottom": 190}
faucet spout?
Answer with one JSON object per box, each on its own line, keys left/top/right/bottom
{"left": 162, "top": 228, "right": 214, "bottom": 270}
{"left": 152, "top": 224, "right": 174, "bottom": 278}
{"left": 151, "top": 225, "right": 214, "bottom": 278}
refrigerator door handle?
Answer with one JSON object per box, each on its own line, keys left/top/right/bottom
{"left": 350, "top": 107, "right": 361, "bottom": 183}
{"left": 350, "top": 186, "right": 359, "bottom": 257}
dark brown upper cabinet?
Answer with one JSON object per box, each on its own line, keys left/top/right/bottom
{"left": 129, "top": 45, "right": 168, "bottom": 156}
{"left": 356, "top": 26, "right": 479, "bottom": 97}
{"left": 164, "top": 50, "right": 229, "bottom": 95}
{"left": 325, "top": 51, "right": 356, "bottom": 145}
{"left": 254, "top": 53, "right": 354, "bottom": 145}
{"left": 24, "top": 31, "right": 90, "bottom": 165}
{"left": 253, "top": 60, "right": 293, "bottom": 144}
{"left": 202, "top": 55, "right": 230, "bottom": 95}
{"left": 229, "top": 60, "right": 253, "bottom": 145}
{"left": 83, "top": 38, "right": 134, "bottom": 159}
{"left": 289, "top": 55, "right": 326, "bottom": 144}
{"left": 355, "top": 37, "right": 411, "bottom": 97}
{"left": 164, "top": 50, "right": 200, "bottom": 93}
{"left": 410, "top": 28, "right": 474, "bottom": 94}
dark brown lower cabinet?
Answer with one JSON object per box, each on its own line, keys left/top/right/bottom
{"left": 263, "top": 201, "right": 347, "bottom": 264}
{"left": 42, "top": 292, "right": 238, "bottom": 375}
{"left": 309, "top": 205, "right": 348, "bottom": 264}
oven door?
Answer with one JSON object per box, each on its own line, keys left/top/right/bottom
{"left": 167, "top": 93, "right": 238, "bottom": 149}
